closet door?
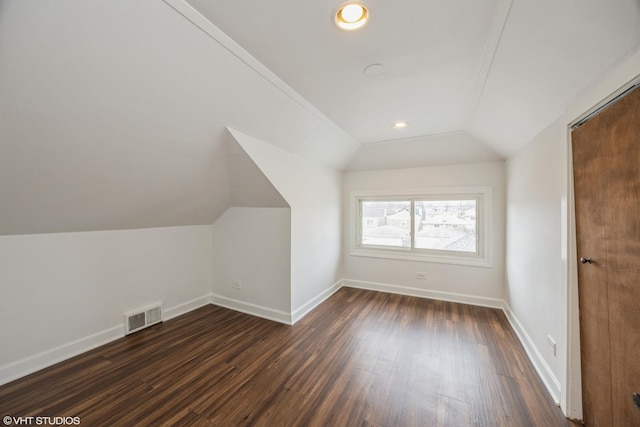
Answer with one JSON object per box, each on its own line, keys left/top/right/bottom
{"left": 572, "top": 85, "right": 640, "bottom": 426}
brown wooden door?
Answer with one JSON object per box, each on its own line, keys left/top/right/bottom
{"left": 572, "top": 85, "right": 640, "bottom": 427}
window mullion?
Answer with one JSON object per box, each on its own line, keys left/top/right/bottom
{"left": 358, "top": 200, "right": 363, "bottom": 247}
{"left": 410, "top": 200, "right": 415, "bottom": 249}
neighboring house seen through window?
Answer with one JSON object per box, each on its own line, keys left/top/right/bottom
{"left": 351, "top": 188, "right": 492, "bottom": 267}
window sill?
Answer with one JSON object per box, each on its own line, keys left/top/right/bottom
{"left": 350, "top": 248, "right": 492, "bottom": 268}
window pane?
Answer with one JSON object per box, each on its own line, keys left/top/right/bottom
{"left": 361, "top": 200, "right": 411, "bottom": 248}
{"left": 415, "top": 200, "right": 476, "bottom": 252}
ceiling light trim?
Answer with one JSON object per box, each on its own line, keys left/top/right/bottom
{"left": 334, "top": 2, "right": 369, "bottom": 31}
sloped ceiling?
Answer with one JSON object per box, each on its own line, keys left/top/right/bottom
{"left": 187, "top": 0, "right": 505, "bottom": 145}
{"left": 224, "top": 131, "right": 288, "bottom": 209}
{"left": 469, "top": 0, "right": 640, "bottom": 153}
{"left": 347, "top": 132, "right": 503, "bottom": 171}
{"left": 1, "top": 0, "right": 639, "bottom": 235}
{"left": 187, "top": 0, "right": 640, "bottom": 157}
{"left": 0, "top": 0, "right": 353, "bottom": 235}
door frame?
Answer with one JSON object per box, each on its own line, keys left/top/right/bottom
{"left": 565, "top": 74, "right": 640, "bottom": 420}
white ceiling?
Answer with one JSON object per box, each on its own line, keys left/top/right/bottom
{"left": 347, "top": 132, "right": 503, "bottom": 172}
{"left": 1, "top": 0, "right": 639, "bottom": 235}
{"left": 187, "top": 0, "right": 640, "bottom": 157}
{"left": 0, "top": 0, "right": 354, "bottom": 235}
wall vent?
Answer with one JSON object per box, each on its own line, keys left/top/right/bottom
{"left": 124, "top": 302, "right": 163, "bottom": 335}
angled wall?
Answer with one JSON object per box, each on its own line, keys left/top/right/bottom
{"left": 0, "top": 0, "right": 360, "bottom": 384}
{"left": 224, "top": 132, "right": 289, "bottom": 208}
{"left": 0, "top": 0, "right": 357, "bottom": 236}
{"left": 210, "top": 134, "right": 291, "bottom": 321}
{"left": 0, "top": 0, "right": 354, "bottom": 385}
{"left": 228, "top": 129, "right": 343, "bottom": 320}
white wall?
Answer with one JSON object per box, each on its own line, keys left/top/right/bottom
{"left": 343, "top": 162, "right": 505, "bottom": 304}
{"left": 211, "top": 207, "right": 291, "bottom": 322}
{"left": 505, "top": 124, "right": 567, "bottom": 404}
{"left": 228, "top": 129, "right": 344, "bottom": 318}
{"left": 0, "top": 0, "right": 359, "bottom": 236}
{"left": 505, "top": 48, "right": 640, "bottom": 418}
{"left": 225, "top": 133, "right": 289, "bottom": 208}
{"left": 0, "top": 225, "right": 212, "bottom": 385}
{"left": 346, "top": 132, "right": 503, "bottom": 171}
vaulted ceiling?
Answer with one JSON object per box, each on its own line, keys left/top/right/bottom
{"left": 1, "top": 0, "right": 639, "bottom": 235}
{"left": 0, "top": 0, "right": 353, "bottom": 235}
{"left": 187, "top": 0, "right": 640, "bottom": 157}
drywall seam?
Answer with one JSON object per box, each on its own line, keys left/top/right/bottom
{"left": 469, "top": 0, "right": 513, "bottom": 121}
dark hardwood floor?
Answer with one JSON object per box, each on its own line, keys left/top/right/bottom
{"left": 0, "top": 288, "right": 579, "bottom": 426}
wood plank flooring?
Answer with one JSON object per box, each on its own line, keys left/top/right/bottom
{"left": 0, "top": 288, "right": 579, "bottom": 426}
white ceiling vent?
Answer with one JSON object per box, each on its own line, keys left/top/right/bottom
{"left": 124, "top": 302, "right": 163, "bottom": 335}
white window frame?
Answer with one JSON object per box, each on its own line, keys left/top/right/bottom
{"left": 349, "top": 187, "right": 492, "bottom": 267}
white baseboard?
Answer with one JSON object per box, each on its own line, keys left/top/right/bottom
{"left": 1, "top": 283, "right": 563, "bottom": 410}
{"left": 209, "top": 280, "right": 343, "bottom": 326}
{"left": 210, "top": 294, "right": 292, "bottom": 325}
{"left": 0, "top": 325, "right": 123, "bottom": 387}
{"left": 0, "top": 294, "right": 213, "bottom": 387}
{"left": 291, "top": 280, "right": 343, "bottom": 324}
{"left": 164, "top": 294, "right": 212, "bottom": 321}
{"left": 502, "top": 302, "right": 561, "bottom": 404}
{"left": 342, "top": 279, "right": 504, "bottom": 309}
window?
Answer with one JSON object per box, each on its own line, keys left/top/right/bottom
{"left": 414, "top": 199, "right": 476, "bottom": 252}
{"left": 351, "top": 187, "right": 492, "bottom": 267}
{"left": 361, "top": 200, "right": 411, "bottom": 248}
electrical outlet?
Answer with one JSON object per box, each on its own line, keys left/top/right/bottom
{"left": 232, "top": 281, "right": 242, "bottom": 290}
{"left": 547, "top": 335, "right": 556, "bottom": 356}
{"left": 415, "top": 272, "right": 426, "bottom": 280}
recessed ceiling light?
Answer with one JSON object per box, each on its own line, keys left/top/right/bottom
{"left": 392, "top": 121, "right": 409, "bottom": 129}
{"left": 334, "top": 2, "right": 369, "bottom": 31}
